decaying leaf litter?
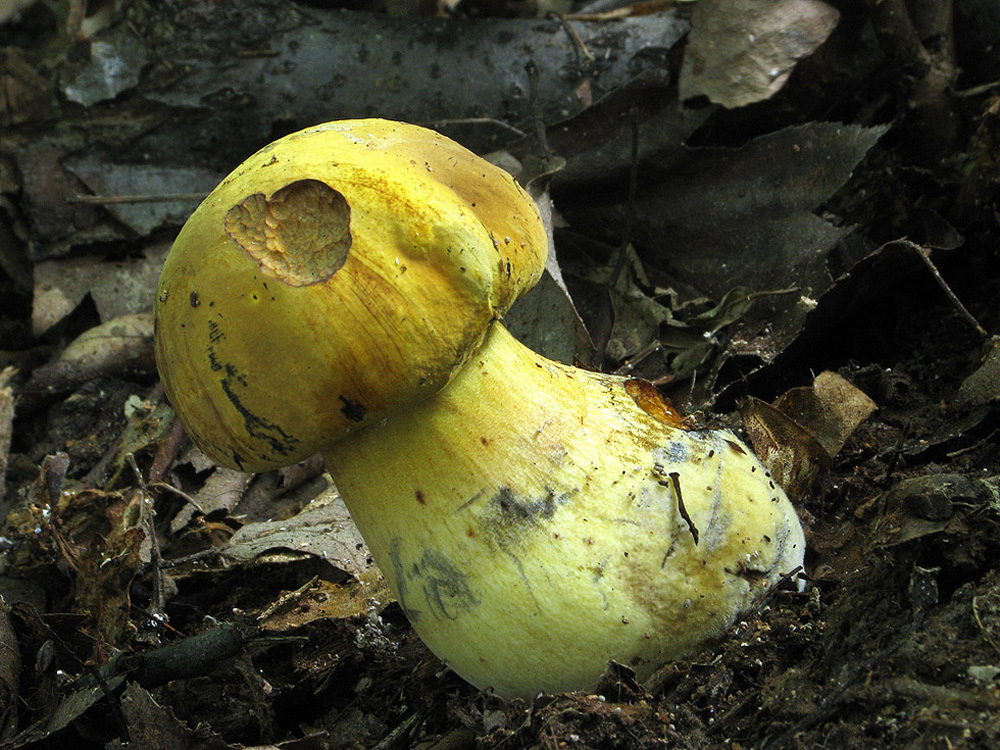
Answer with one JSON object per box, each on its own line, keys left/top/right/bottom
{"left": 1, "top": 0, "right": 999, "bottom": 748}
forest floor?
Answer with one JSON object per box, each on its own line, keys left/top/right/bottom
{"left": 1, "top": 1, "right": 999, "bottom": 749}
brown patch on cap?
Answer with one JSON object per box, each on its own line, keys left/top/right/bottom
{"left": 624, "top": 379, "right": 686, "bottom": 429}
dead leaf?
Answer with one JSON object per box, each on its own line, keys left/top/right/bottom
{"left": 871, "top": 474, "right": 979, "bottom": 547}
{"left": 170, "top": 468, "right": 252, "bottom": 534}
{"left": 59, "top": 312, "right": 154, "bottom": 364}
{"left": 60, "top": 29, "right": 149, "bottom": 107}
{"left": 94, "top": 395, "right": 175, "bottom": 489}
{"left": 56, "top": 488, "right": 146, "bottom": 646}
{"left": 626, "top": 122, "right": 888, "bottom": 387}
{"left": 257, "top": 570, "right": 391, "bottom": 631}
{"left": 741, "top": 396, "right": 830, "bottom": 500}
{"left": 32, "top": 245, "right": 168, "bottom": 335}
{"left": 576, "top": 243, "right": 792, "bottom": 381}
{"left": 773, "top": 370, "right": 878, "bottom": 457}
{"left": 506, "top": 174, "right": 596, "bottom": 366}
{"left": 75, "top": 527, "right": 144, "bottom": 646}
{"left": 37, "top": 672, "right": 130, "bottom": 740}
{"left": 63, "top": 159, "right": 216, "bottom": 237}
{"left": 592, "top": 245, "right": 685, "bottom": 363}
{"left": 742, "top": 370, "right": 876, "bottom": 497}
{"left": 526, "top": 69, "right": 710, "bottom": 189}
{"left": 0, "top": 596, "right": 19, "bottom": 741}
{"left": 19, "top": 314, "right": 158, "bottom": 417}
{"left": 566, "top": 122, "right": 888, "bottom": 400}
{"left": 111, "top": 682, "right": 194, "bottom": 750}
{"left": 958, "top": 336, "right": 1000, "bottom": 405}
{"left": 639, "top": 122, "right": 886, "bottom": 298}
{"left": 223, "top": 480, "right": 373, "bottom": 579}
{"left": 506, "top": 269, "right": 597, "bottom": 367}
{"left": 680, "top": 0, "right": 840, "bottom": 108}
{"left": 0, "top": 46, "right": 52, "bottom": 127}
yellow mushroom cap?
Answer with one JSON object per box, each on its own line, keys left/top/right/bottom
{"left": 154, "top": 119, "right": 547, "bottom": 471}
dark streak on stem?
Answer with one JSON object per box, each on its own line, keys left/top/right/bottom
{"left": 669, "top": 471, "right": 699, "bottom": 545}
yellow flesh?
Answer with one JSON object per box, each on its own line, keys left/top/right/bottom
{"left": 324, "top": 323, "right": 805, "bottom": 699}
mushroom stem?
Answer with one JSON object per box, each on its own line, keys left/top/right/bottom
{"left": 153, "top": 119, "right": 805, "bottom": 700}
{"left": 323, "top": 321, "right": 804, "bottom": 699}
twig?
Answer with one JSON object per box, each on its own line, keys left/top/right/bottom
{"left": 257, "top": 576, "right": 320, "bottom": 623}
{"left": 652, "top": 463, "right": 699, "bottom": 546}
{"left": 128, "top": 453, "right": 167, "bottom": 618}
{"left": 881, "top": 419, "right": 911, "bottom": 488}
{"left": 67, "top": 192, "right": 206, "bottom": 204}
{"left": 562, "top": 0, "right": 679, "bottom": 22}
{"left": 157, "top": 548, "right": 223, "bottom": 569}
{"left": 147, "top": 417, "right": 187, "bottom": 484}
{"left": 613, "top": 339, "right": 662, "bottom": 376}
{"left": 372, "top": 712, "right": 422, "bottom": 750}
{"left": 0, "top": 367, "right": 16, "bottom": 501}
{"left": 150, "top": 481, "right": 206, "bottom": 515}
{"left": 668, "top": 471, "right": 699, "bottom": 545}
{"left": 972, "top": 594, "right": 1000, "bottom": 658}
{"left": 524, "top": 60, "right": 550, "bottom": 157}
{"left": 955, "top": 79, "right": 1000, "bottom": 98}
{"left": 11, "top": 605, "right": 133, "bottom": 744}
{"left": 909, "top": 241, "right": 987, "bottom": 336}
{"left": 558, "top": 17, "right": 596, "bottom": 62}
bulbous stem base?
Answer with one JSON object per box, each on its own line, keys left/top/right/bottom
{"left": 323, "top": 323, "right": 804, "bottom": 699}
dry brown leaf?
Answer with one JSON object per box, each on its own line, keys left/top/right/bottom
{"left": 170, "top": 467, "right": 252, "bottom": 534}
{"left": 773, "top": 370, "right": 878, "bottom": 457}
{"left": 870, "top": 474, "right": 978, "bottom": 548}
{"left": 59, "top": 312, "right": 154, "bottom": 364}
{"left": 58, "top": 487, "right": 146, "bottom": 646}
{"left": 565, "top": 121, "right": 890, "bottom": 394}
{"left": 32, "top": 244, "right": 167, "bottom": 336}
{"left": 742, "top": 371, "right": 876, "bottom": 498}
{"left": 680, "top": 0, "right": 840, "bottom": 108}
{"left": 19, "top": 314, "right": 158, "bottom": 413}
{"left": 741, "top": 396, "right": 830, "bottom": 500}
{"left": 257, "top": 570, "right": 391, "bottom": 631}
{"left": 223, "top": 481, "right": 374, "bottom": 579}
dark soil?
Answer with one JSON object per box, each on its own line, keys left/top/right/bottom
{"left": 1, "top": 2, "right": 999, "bottom": 749}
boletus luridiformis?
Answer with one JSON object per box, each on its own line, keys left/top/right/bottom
{"left": 154, "top": 119, "right": 805, "bottom": 699}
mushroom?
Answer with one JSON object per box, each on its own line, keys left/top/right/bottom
{"left": 154, "top": 119, "right": 805, "bottom": 700}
